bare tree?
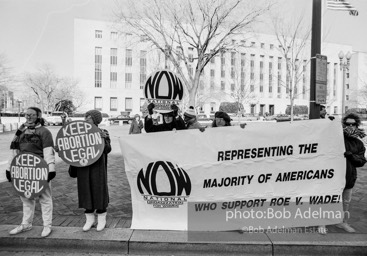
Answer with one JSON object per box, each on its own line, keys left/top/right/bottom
{"left": 226, "top": 59, "right": 257, "bottom": 116}
{"left": 114, "top": 0, "right": 272, "bottom": 106}
{"left": 272, "top": 15, "right": 311, "bottom": 121}
{"left": 24, "top": 65, "right": 84, "bottom": 114}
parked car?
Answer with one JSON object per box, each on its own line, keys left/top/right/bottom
{"left": 108, "top": 115, "right": 133, "bottom": 124}
{"left": 275, "top": 114, "right": 291, "bottom": 122}
{"left": 45, "top": 111, "right": 64, "bottom": 126}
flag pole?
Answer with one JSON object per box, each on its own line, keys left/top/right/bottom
{"left": 309, "top": 0, "right": 322, "bottom": 119}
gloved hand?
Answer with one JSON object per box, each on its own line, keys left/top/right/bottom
{"left": 171, "top": 104, "right": 179, "bottom": 117}
{"left": 6, "top": 170, "right": 11, "bottom": 182}
{"left": 147, "top": 103, "right": 155, "bottom": 115}
{"left": 344, "top": 151, "right": 353, "bottom": 158}
{"left": 47, "top": 172, "right": 56, "bottom": 182}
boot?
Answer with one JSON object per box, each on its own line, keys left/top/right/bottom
{"left": 96, "top": 212, "right": 107, "bottom": 231}
{"left": 83, "top": 213, "right": 95, "bottom": 232}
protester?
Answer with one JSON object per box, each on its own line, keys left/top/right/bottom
{"left": 212, "top": 111, "right": 232, "bottom": 127}
{"left": 183, "top": 106, "right": 203, "bottom": 129}
{"left": 337, "top": 113, "right": 366, "bottom": 232}
{"left": 144, "top": 103, "right": 186, "bottom": 132}
{"left": 129, "top": 114, "right": 144, "bottom": 134}
{"left": 5, "top": 107, "right": 56, "bottom": 237}
{"left": 68, "top": 110, "right": 112, "bottom": 232}
{"left": 320, "top": 105, "right": 335, "bottom": 120}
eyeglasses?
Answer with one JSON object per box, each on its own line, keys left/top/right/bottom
{"left": 345, "top": 122, "right": 357, "bottom": 127}
{"left": 25, "top": 114, "right": 37, "bottom": 118}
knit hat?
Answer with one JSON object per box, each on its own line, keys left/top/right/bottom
{"left": 184, "top": 107, "right": 196, "bottom": 118}
{"left": 215, "top": 111, "right": 231, "bottom": 123}
{"left": 85, "top": 110, "right": 102, "bottom": 125}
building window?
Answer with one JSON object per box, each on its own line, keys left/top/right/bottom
{"left": 221, "top": 81, "right": 225, "bottom": 90}
{"left": 111, "top": 31, "right": 118, "bottom": 40}
{"left": 221, "top": 52, "right": 225, "bottom": 65}
{"left": 210, "top": 69, "right": 215, "bottom": 78}
{"left": 95, "top": 30, "right": 102, "bottom": 38}
{"left": 125, "top": 97, "right": 132, "bottom": 111}
{"left": 231, "top": 52, "right": 236, "bottom": 65}
{"left": 110, "top": 48, "right": 117, "bottom": 66}
{"left": 189, "top": 65, "right": 193, "bottom": 76}
{"left": 221, "top": 70, "right": 225, "bottom": 78}
{"left": 210, "top": 50, "right": 215, "bottom": 64}
{"left": 334, "top": 106, "right": 337, "bottom": 114}
{"left": 140, "top": 50, "right": 147, "bottom": 89}
{"left": 346, "top": 84, "right": 349, "bottom": 89}
{"left": 231, "top": 83, "right": 235, "bottom": 91}
{"left": 250, "top": 84, "right": 254, "bottom": 92}
{"left": 231, "top": 67, "right": 235, "bottom": 79}
{"left": 346, "top": 95, "right": 349, "bottom": 101}
{"left": 110, "top": 97, "right": 117, "bottom": 111}
{"left": 94, "top": 97, "right": 102, "bottom": 110}
{"left": 125, "top": 73, "right": 132, "bottom": 89}
{"left": 251, "top": 42, "right": 256, "bottom": 47}
{"left": 126, "top": 49, "right": 132, "bottom": 66}
{"left": 261, "top": 43, "right": 265, "bottom": 49}
{"left": 188, "top": 47, "right": 194, "bottom": 62}
{"left": 270, "top": 44, "right": 274, "bottom": 50}
{"left": 95, "top": 47, "right": 102, "bottom": 88}
{"left": 110, "top": 72, "right": 117, "bottom": 88}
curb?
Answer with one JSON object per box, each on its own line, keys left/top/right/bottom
{"left": 1, "top": 225, "right": 367, "bottom": 255}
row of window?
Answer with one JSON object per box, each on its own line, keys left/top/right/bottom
{"left": 94, "top": 97, "right": 146, "bottom": 112}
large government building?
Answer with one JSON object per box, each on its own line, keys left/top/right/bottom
{"left": 74, "top": 18, "right": 366, "bottom": 117}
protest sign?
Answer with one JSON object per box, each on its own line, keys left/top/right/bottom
{"left": 56, "top": 121, "right": 104, "bottom": 167}
{"left": 10, "top": 153, "right": 49, "bottom": 199}
{"left": 144, "top": 69, "right": 184, "bottom": 113}
{"left": 119, "top": 119, "right": 345, "bottom": 231}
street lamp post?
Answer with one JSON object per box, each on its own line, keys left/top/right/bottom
{"left": 338, "top": 51, "right": 352, "bottom": 115}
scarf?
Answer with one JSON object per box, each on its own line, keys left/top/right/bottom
{"left": 343, "top": 126, "right": 366, "bottom": 139}
{"left": 10, "top": 123, "right": 42, "bottom": 149}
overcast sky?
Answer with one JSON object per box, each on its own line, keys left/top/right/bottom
{"left": 0, "top": 0, "right": 366, "bottom": 79}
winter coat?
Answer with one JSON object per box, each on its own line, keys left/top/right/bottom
{"left": 129, "top": 119, "right": 143, "bottom": 134}
{"left": 144, "top": 115, "right": 186, "bottom": 133}
{"left": 69, "top": 128, "right": 112, "bottom": 210}
{"left": 344, "top": 134, "right": 366, "bottom": 189}
{"left": 187, "top": 120, "right": 203, "bottom": 130}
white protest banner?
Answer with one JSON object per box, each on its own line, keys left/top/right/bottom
{"left": 119, "top": 119, "right": 345, "bottom": 231}
{"left": 56, "top": 121, "right": 104, "bottom": 167}
{"left": 10, "top": 153, "right": 49, "bottom": 199}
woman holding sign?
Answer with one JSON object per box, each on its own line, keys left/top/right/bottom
{"left": 5, "top": 107, "right": 56, "bottom": 237}
{"left": 67, "top": 110, "right": 112, "bottom": 232}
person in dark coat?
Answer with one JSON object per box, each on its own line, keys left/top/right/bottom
{"left": 336, "top": 113, "right": 366, "bottom": 232}
{"left": 212, "top": 111, "right": 231, "bottom": 127}
{"left": 144, "top": 103, "right": 186, "bottom": 132}
{"left": 68, "top": 110, "right": 112, "bottom": 232}
{"left": 129, "top": 114, "right": 144, "bottom": 134}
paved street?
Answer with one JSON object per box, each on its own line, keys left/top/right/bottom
{"left": 0, "top": 123, "right": 366, "bottom": 234}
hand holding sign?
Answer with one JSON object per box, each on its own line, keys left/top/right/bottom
{"left": 56, "top": 121, "right": 105, "bottom": 167}
{"left": 10, "top": 153, "right": 49, "bottom": 199}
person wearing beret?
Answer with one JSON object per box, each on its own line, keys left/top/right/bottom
{"left": 6, "top": 107, "right": 56, "bottom": 237}
{"left": 212, "top": 111, "right": 232, "bottom": 127}
{"left": 68, "top": 110, "right": 112, "bottom": 232}
{"left": 144, "top": 103, "right": 186, "bottom": 132}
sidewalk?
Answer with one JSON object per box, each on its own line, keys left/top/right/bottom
{"left": 0, "top": 125, "right": 367, "bottom": 255}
